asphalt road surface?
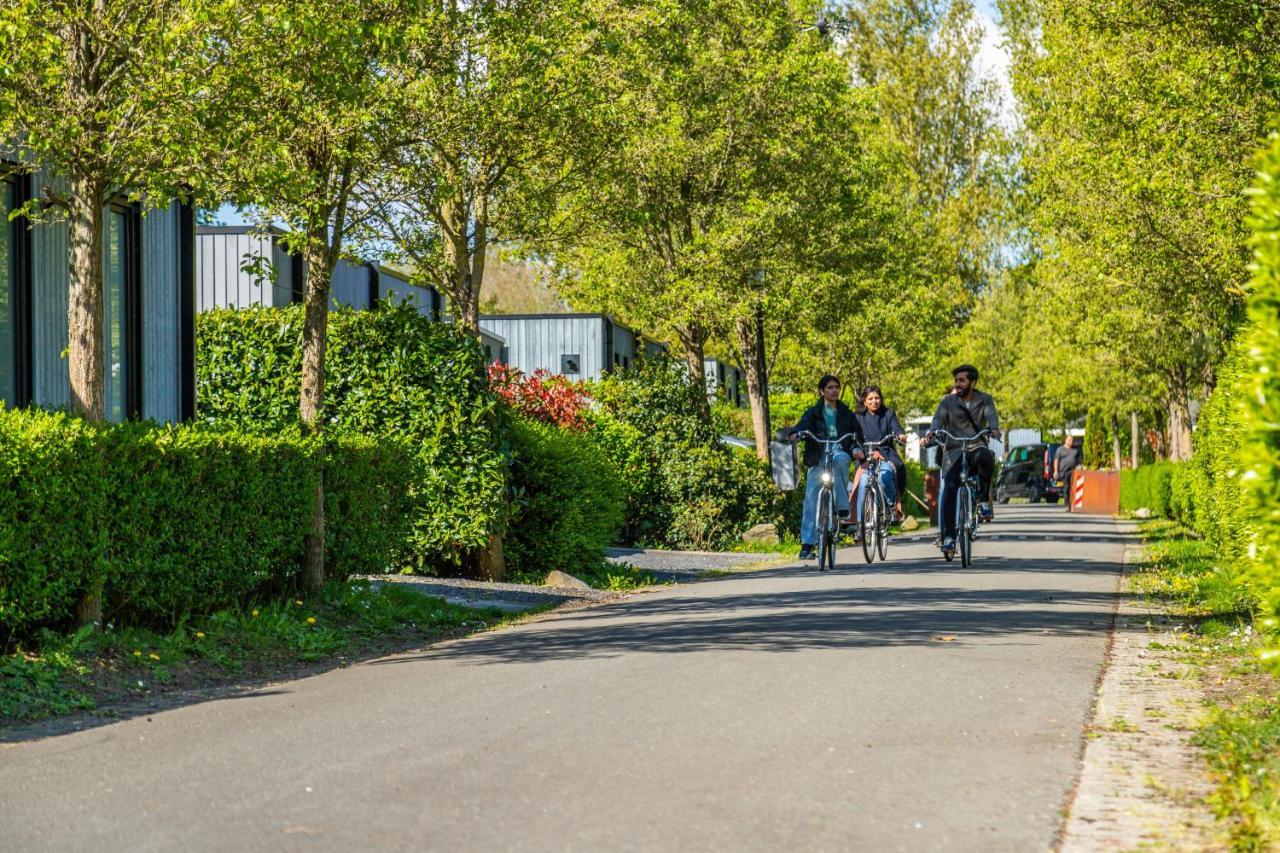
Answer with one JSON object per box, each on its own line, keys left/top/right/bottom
{"left": 0, "top": 505, "right": 1127, "bottom": 852}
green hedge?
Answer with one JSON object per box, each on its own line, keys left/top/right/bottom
{"left": 588, "top": 358, "right": 783, "bottom": 550}
{"left": 0, "top": 410, "right": 412, "bottom": 638}
{"left": 197, "top": 303, "right": 506, "bottom": 570}
{"left": 504, "top": 418, "right": 625, "bottom": 583}
{"left": 1120, "top": 461, "right": 1178, "bottom": 517}
{"left": 1243, "top": 129, "right": 1280, "bottom": 655}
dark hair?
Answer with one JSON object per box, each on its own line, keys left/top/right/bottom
{"left": 952, "top": 364, "right": 979, "bottom": 382}
{"left": 857, "top": 385, "right": 888, "bottom": 415}
{"left": 816, "top": 374, "right": 840, "bottom": 393}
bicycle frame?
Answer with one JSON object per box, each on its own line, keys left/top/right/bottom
{"left": 796, "top": 430, "right": 857, "bottom": 572}
{"left": 857, "top": 437, "right": 896, "bottom": 563}
{"left": 930, "top": 429, "right": 991, "bottom": 567}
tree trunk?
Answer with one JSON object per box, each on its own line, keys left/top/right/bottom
{"left": 676, "top": 324, "right": 710, "bottom": 422}
{"left": 67, "top": 178, "right": 106, "bottom": 423}
{"left": 440, "top": 192, "right": 480, "bottom": 334}
{"left": 735, "top": 307, "right": 771, "bottom": 462}
{"left": 1130, "top": 412, "right": 1140, "bottom": 469}
{"left": 1167, "top": 369, "right": 1194, "bottom": 462}
{"left": 1110, "top": 414, "right": 1122, "bottom": 471}
{"left": 299, "top": 238, "right": 333, "bottom": 593}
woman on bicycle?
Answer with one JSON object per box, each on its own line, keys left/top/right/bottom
{"left": 789, "top": 375, "right": 864, "bottom": 560}
{"left": 854, "top": 385, "right": 909, "bottom": 523}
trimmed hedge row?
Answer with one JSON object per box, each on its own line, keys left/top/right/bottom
{"left": 0, "top": 409, "right": 412, "bottom": 638}
{"left": 504, "top": 418, "right": 625, "bottom": 583}
{"left": 197, "top": 304, "right": 507, "bottom": 570}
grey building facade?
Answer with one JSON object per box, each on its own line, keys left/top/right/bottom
{"left": 704, "top": 358, "right": 744, "bottom": 407}
{"left": 478, "top": 313, "right": 661, "bottom": 381}
{"left": 2, "top": 165, "right": 195, "bottom": 422}
{"left": 196, "top": 227, "right": 442, "bottom": 319}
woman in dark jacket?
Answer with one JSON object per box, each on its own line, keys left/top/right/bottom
{"left": 788, "top": 375, "right": 864, "bottom": 559}
{"left": 854, "top": 385, "right": 908, "bottom": 521}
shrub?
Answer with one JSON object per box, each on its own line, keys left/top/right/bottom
{"left": 488, "top": 363, "right": 592, "bottom": 431}
{"left": 1242, "top": 129, "right": 1280, "bottom": 659}
{"left": 197, "top": 303, "right": 506, "bottom": 570}
{"left": 1120, "top": 461, "right": 1177, "bottom": 517}
{"left": 0, "top": 410, "right": 411, "bottom": 639}
{"left": 504, "top": 417, "right": 624, "bottom": 583}
{"left": 588, "top": 357, "right": 783, "bottom": 549}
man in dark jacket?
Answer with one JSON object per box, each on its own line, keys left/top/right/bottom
{"left": 789, "top": 374, "right": 865, "bottom": 560}
{"left": 1054, "top": 436, "right": 1081, "bottom": 512}
{"left": 926, "top": 364, "right": 1002, "bottom": 552}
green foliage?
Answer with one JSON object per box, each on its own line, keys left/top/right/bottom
{"left": 0, "top": 409, "right": 410, "bottom": 640}
{"left": 1120, "top": 462, "right": 1178, "bottom": 518}
{"left": 197, "top": 303, "right": 507, "bottom": 569}
{"left": 1082, "top": 408, "right": 1110, "bottom": 469}
{"left": 588, "top": 358, "right": 783, "bottom": 549}
{"left": 504, "top": 417, "right": 625, "bottom": 584}
{"left": 1242, "top": 129, "right": 1280, "bottom": 664}
{"left": 1195, "top": 694, "right": 1280, "bottom": 850}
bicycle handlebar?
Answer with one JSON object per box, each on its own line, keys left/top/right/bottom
{"left": 795, "top": 430, "right": 858, "bottom": 445}
{"left": 926, "top": 428, "right": 991, "bottom": 448}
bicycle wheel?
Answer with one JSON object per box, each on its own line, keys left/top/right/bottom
{"left": 876, "top": 493, "right": 889, "bottom": 561}
{"left": 958, "top": 486, "right": 972, "bottom": 567}
{"left": 861, "top": 486, "right": 877, "bottom": 564}
{"left": 816, "top": 489, "right": 830, "bottom": 571}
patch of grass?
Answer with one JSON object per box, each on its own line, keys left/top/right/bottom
{"left": 1, "top": 581, "right": 505, "bottom": 726}
{"left": 1133, "top": 520, "right": 1280, "bottom": 850}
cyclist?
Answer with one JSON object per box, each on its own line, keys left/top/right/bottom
{"left": 789, "top": 374, "right": 865, "bottom": 560}
{"left": 925, "top": 364, "right": 1002, "bottom": 553}
{"left": 854, "top": 385, "right": 909, "bottom": 524}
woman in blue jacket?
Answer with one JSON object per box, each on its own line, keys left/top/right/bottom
{"left": 854, "top": 385, "right": 908, "bottom": 523}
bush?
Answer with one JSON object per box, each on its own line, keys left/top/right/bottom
{"left": 0, "top": 410, "right": 411, "bottom": 639}
{"left": 588, "top": 357, "right": 783, "bottom": 549}
{"left": 1242, "top": 129, "right": 1280, "bottom": 658}
{"left": 1120, "top": 461, "right": 1177, "bottom": 517}
{"left": 504, "top": 417, "right": 625, "bottom": 583}
{"left": 197, "top": 303, "right": 506, "bottom": 570}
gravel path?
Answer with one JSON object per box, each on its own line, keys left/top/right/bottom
{"left": 605, "top": 547, "right": 787, "bottom": 579}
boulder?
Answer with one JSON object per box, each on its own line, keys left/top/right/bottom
{"left": 544, "top": 570, "right": 591, "bottom": 590}
{"left": 741, "top": 523, "right": 780, "bottom": 545}
{"left": 1133, "top": 507, "right": 1153, "bottom": 519}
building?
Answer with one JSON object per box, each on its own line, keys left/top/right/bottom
{"left": 478, "top": 313, "right": 662, "bottom": 381}
{"left": 479, "top": 327, "right": 505, "bottom": 366}
{"left": 195, "top": 226, "right": 441, "bottom": 318}
{"left": 1, "top": 166, "right": 195, "bottom": 422}
{"left": 704, "top": 358, "right": 744, "bottom": 407}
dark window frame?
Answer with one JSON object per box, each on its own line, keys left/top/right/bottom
{"left": 104, "top": 198, "right": 144, "bottom": 420}
{"left": 2, "top": 169, "right": 33, "bottom": 408}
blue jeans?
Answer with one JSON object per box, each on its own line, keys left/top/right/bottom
{"left": 801, "top": 451, "right": 852, "bottom": 545}
{"left": 855, "top": 461, "right": 897, "bottom": 523}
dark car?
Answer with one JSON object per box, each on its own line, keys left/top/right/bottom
{"left": 995, "top": 443, "right": 1062, "bottom": 504}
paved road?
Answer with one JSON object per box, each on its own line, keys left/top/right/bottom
{"left": 0, "top": 505, "right": 1125, "bottom": 852}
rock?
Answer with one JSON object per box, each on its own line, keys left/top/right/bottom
{"left": 1133, "top": 507, "right": 1153, "bottom": 519}
{"left": 900, "top": 515, "right": 920, "bottom": 531}
{"left": 544, "top": 570, "right": 591, "bottom": 590}
{"left": 741, "top": 523, "right": 780, "bottom": 545}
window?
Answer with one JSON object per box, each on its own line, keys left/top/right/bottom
{"left": 0, "top": 180, "right": 14, "bottom": 407}
{"left": 102, "top": 204, "right": 140, "bottom": 421}
{"left": 560, "top": 354, "right": 580, "bottom": 375}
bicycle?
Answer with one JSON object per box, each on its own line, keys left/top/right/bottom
{"left": 856, "top": 436, "right": 899, "bottom": 564}
{"left": 795, "top": 430, "right": 859, "bottom": 573}
{"left": 926, "top": 429, "right": 991, "bottom": 567}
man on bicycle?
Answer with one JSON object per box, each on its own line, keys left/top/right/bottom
{"left": 789, "top": 374, "right": 865, "bottom": 560}
{"left": 926, "top": 364, "right": 1002, "bottom": 553}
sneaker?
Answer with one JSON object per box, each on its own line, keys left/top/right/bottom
{"left": 941, "top": 536, "right": 956, "bottom": 552}
{"left": 978, "top": 503, "right": 994, "bottom": 522}
{"left": 798, "top": 544, "right": 816, "bottom": 560}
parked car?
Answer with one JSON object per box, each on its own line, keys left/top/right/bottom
{"left": 995, "top": 443, "right": 1062, "bottom": 504}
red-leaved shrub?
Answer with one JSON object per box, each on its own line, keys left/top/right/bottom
{"left": 488, "top": 363, "right": 592, "bottom": 431}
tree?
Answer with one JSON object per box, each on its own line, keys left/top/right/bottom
{"left": 0, "top": 0, "right": 213, "bottom": 423}
{"left": 0, "top": 0, "right": 216, "bottom": 625}
{"left": 998, "top": 0, "right": 1280, "bottom": 458}
{"left": 360, "top": 0, "right": 613, "bottom": 333}
{"left": 209, "top": 0, "right": 416, "bottom": 591}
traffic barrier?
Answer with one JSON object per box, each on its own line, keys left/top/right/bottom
{"left": 1069, "top": 469, "right": 1120, "bottom": 515}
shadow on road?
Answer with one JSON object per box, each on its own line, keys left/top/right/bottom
{"left": 376, "top": 555, "right": 1125, "bottom": 667}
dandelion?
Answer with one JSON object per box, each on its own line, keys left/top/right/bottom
{"left": 295, "top": 599, "right": 304, "bottom": 606}
{"left": 306, "top": 617, "right": 316, "bottom": 625}
{"left": 149, "top": 653, "right": 160, "bottom": 661}
{"left": 195, "top": 631, "right": 205, "bottom": 639}
{"left": 133, "top": 650, "right": 142, "bottom": 657}
{"left": 252, "top": 609, "right": 259, "bottom": 618}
